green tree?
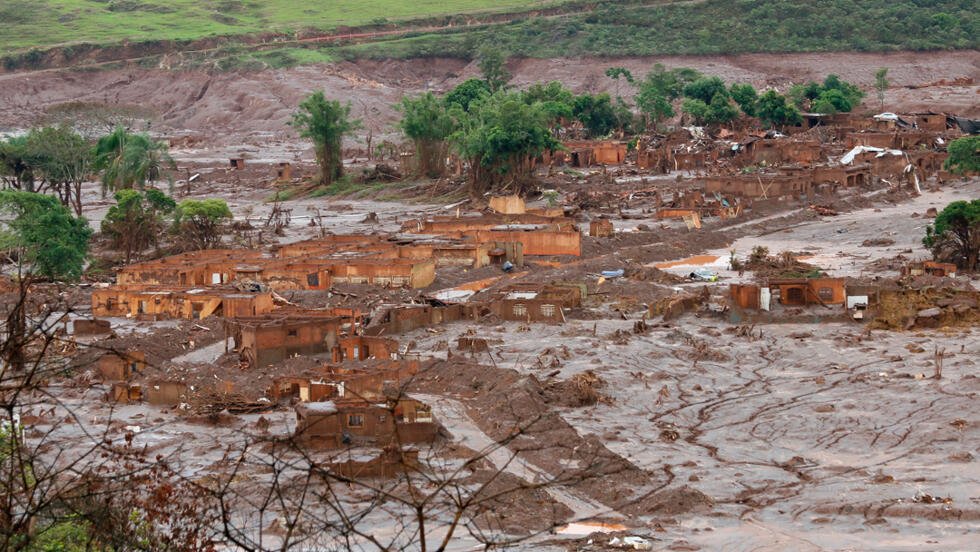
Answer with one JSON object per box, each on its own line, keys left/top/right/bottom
{"left": 822, "top": 74, "right": 864, "bottom": 108}
{"left": 706, "top": 92, "right": 739, "bottom": 124}
{"left": 572, "top": 93, "right": 619, "bottom": 138}
{"left": 633, "top": 65, "right": 700, "bottom": 129}
{"left": 683, "top": 76, "right": 729, "bottom": 104}
{"left": 399, "top": 92, "right": 454, "bottom": 178}
{"left": 812, "top": 88, "right": 852, "bottom": 114}
{"left": 25, "top": 126, "right": 93, "bottom": 216}
{"left": 923, "top": 199, "right": 980, "bottom": 270}
{"left": 101, "top": 188, "right": 176, "bottom": 263}
{"left": 943, "top": 136, "right": 979, "bottom": 175}
{"left": 450, "top": 92, "right": 558, "bottom": 195}
{"left": 874, "top": 68, "right": 889, "bottom": 110}
{"left": 521, "top": 82, "right": 575, "bottom": 129}
{"left": 729, "top": 83, "right": 759, "bottom": 117}
{"left": 793, "top": 75, "right": 864, "bottom": 113}
{"left": 635, "top": 89, "right": 673, "bottom": 130}
{"left": 445, "top": 78, "right": 491, "bottom": 112}
{"left": 755, "top": 90, "right": 803, "bottom": 127}
{"left": 172, "top": 198, "right": 232, "bottom": 251}
{"left": 638, "top": 64, "right": 700, "bottom": 101}
{"left": 476, "top": 45, "right": 511, "bottom": 93}
{"left": 681, "top": 98, "right": 710, "bottom": 124}
{"left": 291, "top": 91, "right": 361, "bottom": 186}
{"left": 93, "top": 127, "right": 174, "bottom": 195}
{"left": 0, "top": 190, "right": 91, "bottom": 280}
{"left": 0, "top": 136, "right": 41, "bottom": 192}
{"left": 788, "top": 81, "right": 823, "bottom": 108}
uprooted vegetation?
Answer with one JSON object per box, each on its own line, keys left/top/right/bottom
{"left": 739, "top": 246, "right": 826, "bottom": 280}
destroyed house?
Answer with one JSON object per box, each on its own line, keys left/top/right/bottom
{"left": 92, "top": 286, "right": 275, "bottom": 320}
{"left": 486, "top": 283, "right": 585, "bottom": 324}
{"left": 770, "top": 278, "right": 846, "bottom": 307}
{"left": 115, "top": 246, "right": 435, "bottom": 290}
{"left": 844, "top": 130, "right": 938, "bottom": 151}
{"left": 404, "top": 213, "right": 576, "bottom": 233}
{"left": 275, "top": 234, "right": 385, "bottom": 257}
{"left": 363, "top": 304, "right": 474, "bottom": 335}
{"left": 738, "top": 139, "right": 823, "bottom": 166}
{"left": 905, "top": 261, "right": 958, "bottom": 278}
{"left": 334, "top": 336, "right": 399, "bottom": 363}
{"left": 115, "top": 249, "right": 263, "bottom": 287}
{"left": 807, "top": 164, "right": 871, "bottom": 188}
{"left": 225, "top": 314, "right": 352, "bottom": 368}
{"left": 557, "top": 140, "right": 628, "bottom": 166}
{"left": 910, "top": 112, "right": 948, "bottom": 132}
{"left": 704, "top": 173, "right": 812, "bottom": 199}
{"left": 271, "top": 359, "right": 422, "bottom": 403}
{"left": 729, "top": 278, "right": 847, "bottom": 313}
{"left": 294, "top": 398, "right": 438, "bottom": 448}
{"left": 281, "top": 235, "right": 501, "bottom": 269}
{"left": 325, "top": 258, "right": 436, "bottom": 288}
{"left": 94, "top": 349, "right": 147, "bottom": 381}
{"left": 400, "top": 214, "right": 581, "bottom": 256}
{"left": 110, "top": 380, "right": 191, "bottom": 406}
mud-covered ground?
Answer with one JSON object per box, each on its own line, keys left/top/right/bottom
{"left": 11, "top": 50, "right": 980, "bottom": 550}
{"left": 1, "top": 51, "right": 977, "bottom": 149}
{"left": 34, "top": 176, "right": 978, "bottom": 550}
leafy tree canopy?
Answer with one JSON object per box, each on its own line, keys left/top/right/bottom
{"left": 450, "top": 92, "right": 558, "bottom": 194}
{"left": 683, "top": 76, "right": 729, "bottom": 104}
{"left": 755, "top": 90, "right": 803, "bottom": 127}
{"left": 789, "top": 74, "right": 864, "bottom": 113}
{"left": 729, "top": 83, "right": 759, "bottom": 117}
{"left": 93, "top": 127, "right": 173, "bottom": 194}
{"left": 399, "top": 92, "right": 454, "bottom": 178}
{"left": 290, "top": 91, "right": 361, "bottom": 185}
{"left": 924, "top": 199, "right": 980, "bottom": 270}
{"left": 572, "top": 93, "right": 619, "bottom": 138}
{"left": 445, "top": 78, "right": 491, "bottom": 112}
{"left": 399, "top": 92, "right": 453, "bottom": 142}
{"left": 943, "top": 136, "right": 979, "bottom": 175}
{"left": 476, "top": 45, "right": 511, "bottom": 93}
{"left": 0, "top": 190, "right": 91, "bottom": 280}
{"left": 102, "top": 188, "right": 175, "bottom": 263}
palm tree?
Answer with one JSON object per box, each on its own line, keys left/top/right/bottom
{"left": 94, "top": 127, "right": 175, "bottom": 195}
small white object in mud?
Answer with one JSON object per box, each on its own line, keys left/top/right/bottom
{"left": 609, "top": 536, "right": 653, "bottom": 550}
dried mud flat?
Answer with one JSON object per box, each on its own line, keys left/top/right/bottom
{"left": 9, "top": 50, "right": 980, "bottom": 551}
{"left": 34, "top": 179, "right": 978, "bottom": 551}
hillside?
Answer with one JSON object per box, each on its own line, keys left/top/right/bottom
{"left": 2, "top": 0, "right": 977, "bottom": 72}
{"left": 340, "top": 0, "right": 979, "bottom": 60}
{"left": 0, "top": 0, "right": 566, "bottom": 51}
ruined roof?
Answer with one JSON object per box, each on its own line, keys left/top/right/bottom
{"left": 298, "top": 401, "right": 337, "bottom": 415}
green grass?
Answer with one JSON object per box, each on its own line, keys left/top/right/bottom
{"left": 1, "top": 0, "right": 567, "bottom": 52}
{"left": 337, "top": 0, "right": 979, "bottom": 59}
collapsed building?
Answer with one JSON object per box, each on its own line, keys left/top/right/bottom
{"left": 294, "top": 397, "right": 439, "bottom": 449}
{"left": 92, "top": 286, "right": 276, "bottom": 320}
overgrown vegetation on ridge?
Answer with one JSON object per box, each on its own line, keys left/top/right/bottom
{"left": 338, "top": 0, "right": 978, "bottom": 60}
{"left": 2, "top": 0, "right": 976, "bottom": 71}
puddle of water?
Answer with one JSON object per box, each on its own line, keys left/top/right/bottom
{"left": 556, "top": 521, "right": 628, "bottom": 535}
{"left": 654, "top": 255, "right": 720, "bottom": 269}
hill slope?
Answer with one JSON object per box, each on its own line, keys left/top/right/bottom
{"left": 340, "top": 0, "right": 979, "bottom": 60}
{"left": 0, "top": 0, "right": 566, "bottom": 51}
{"left": 2, "top": 0, "right": 977, "bottom": 72}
